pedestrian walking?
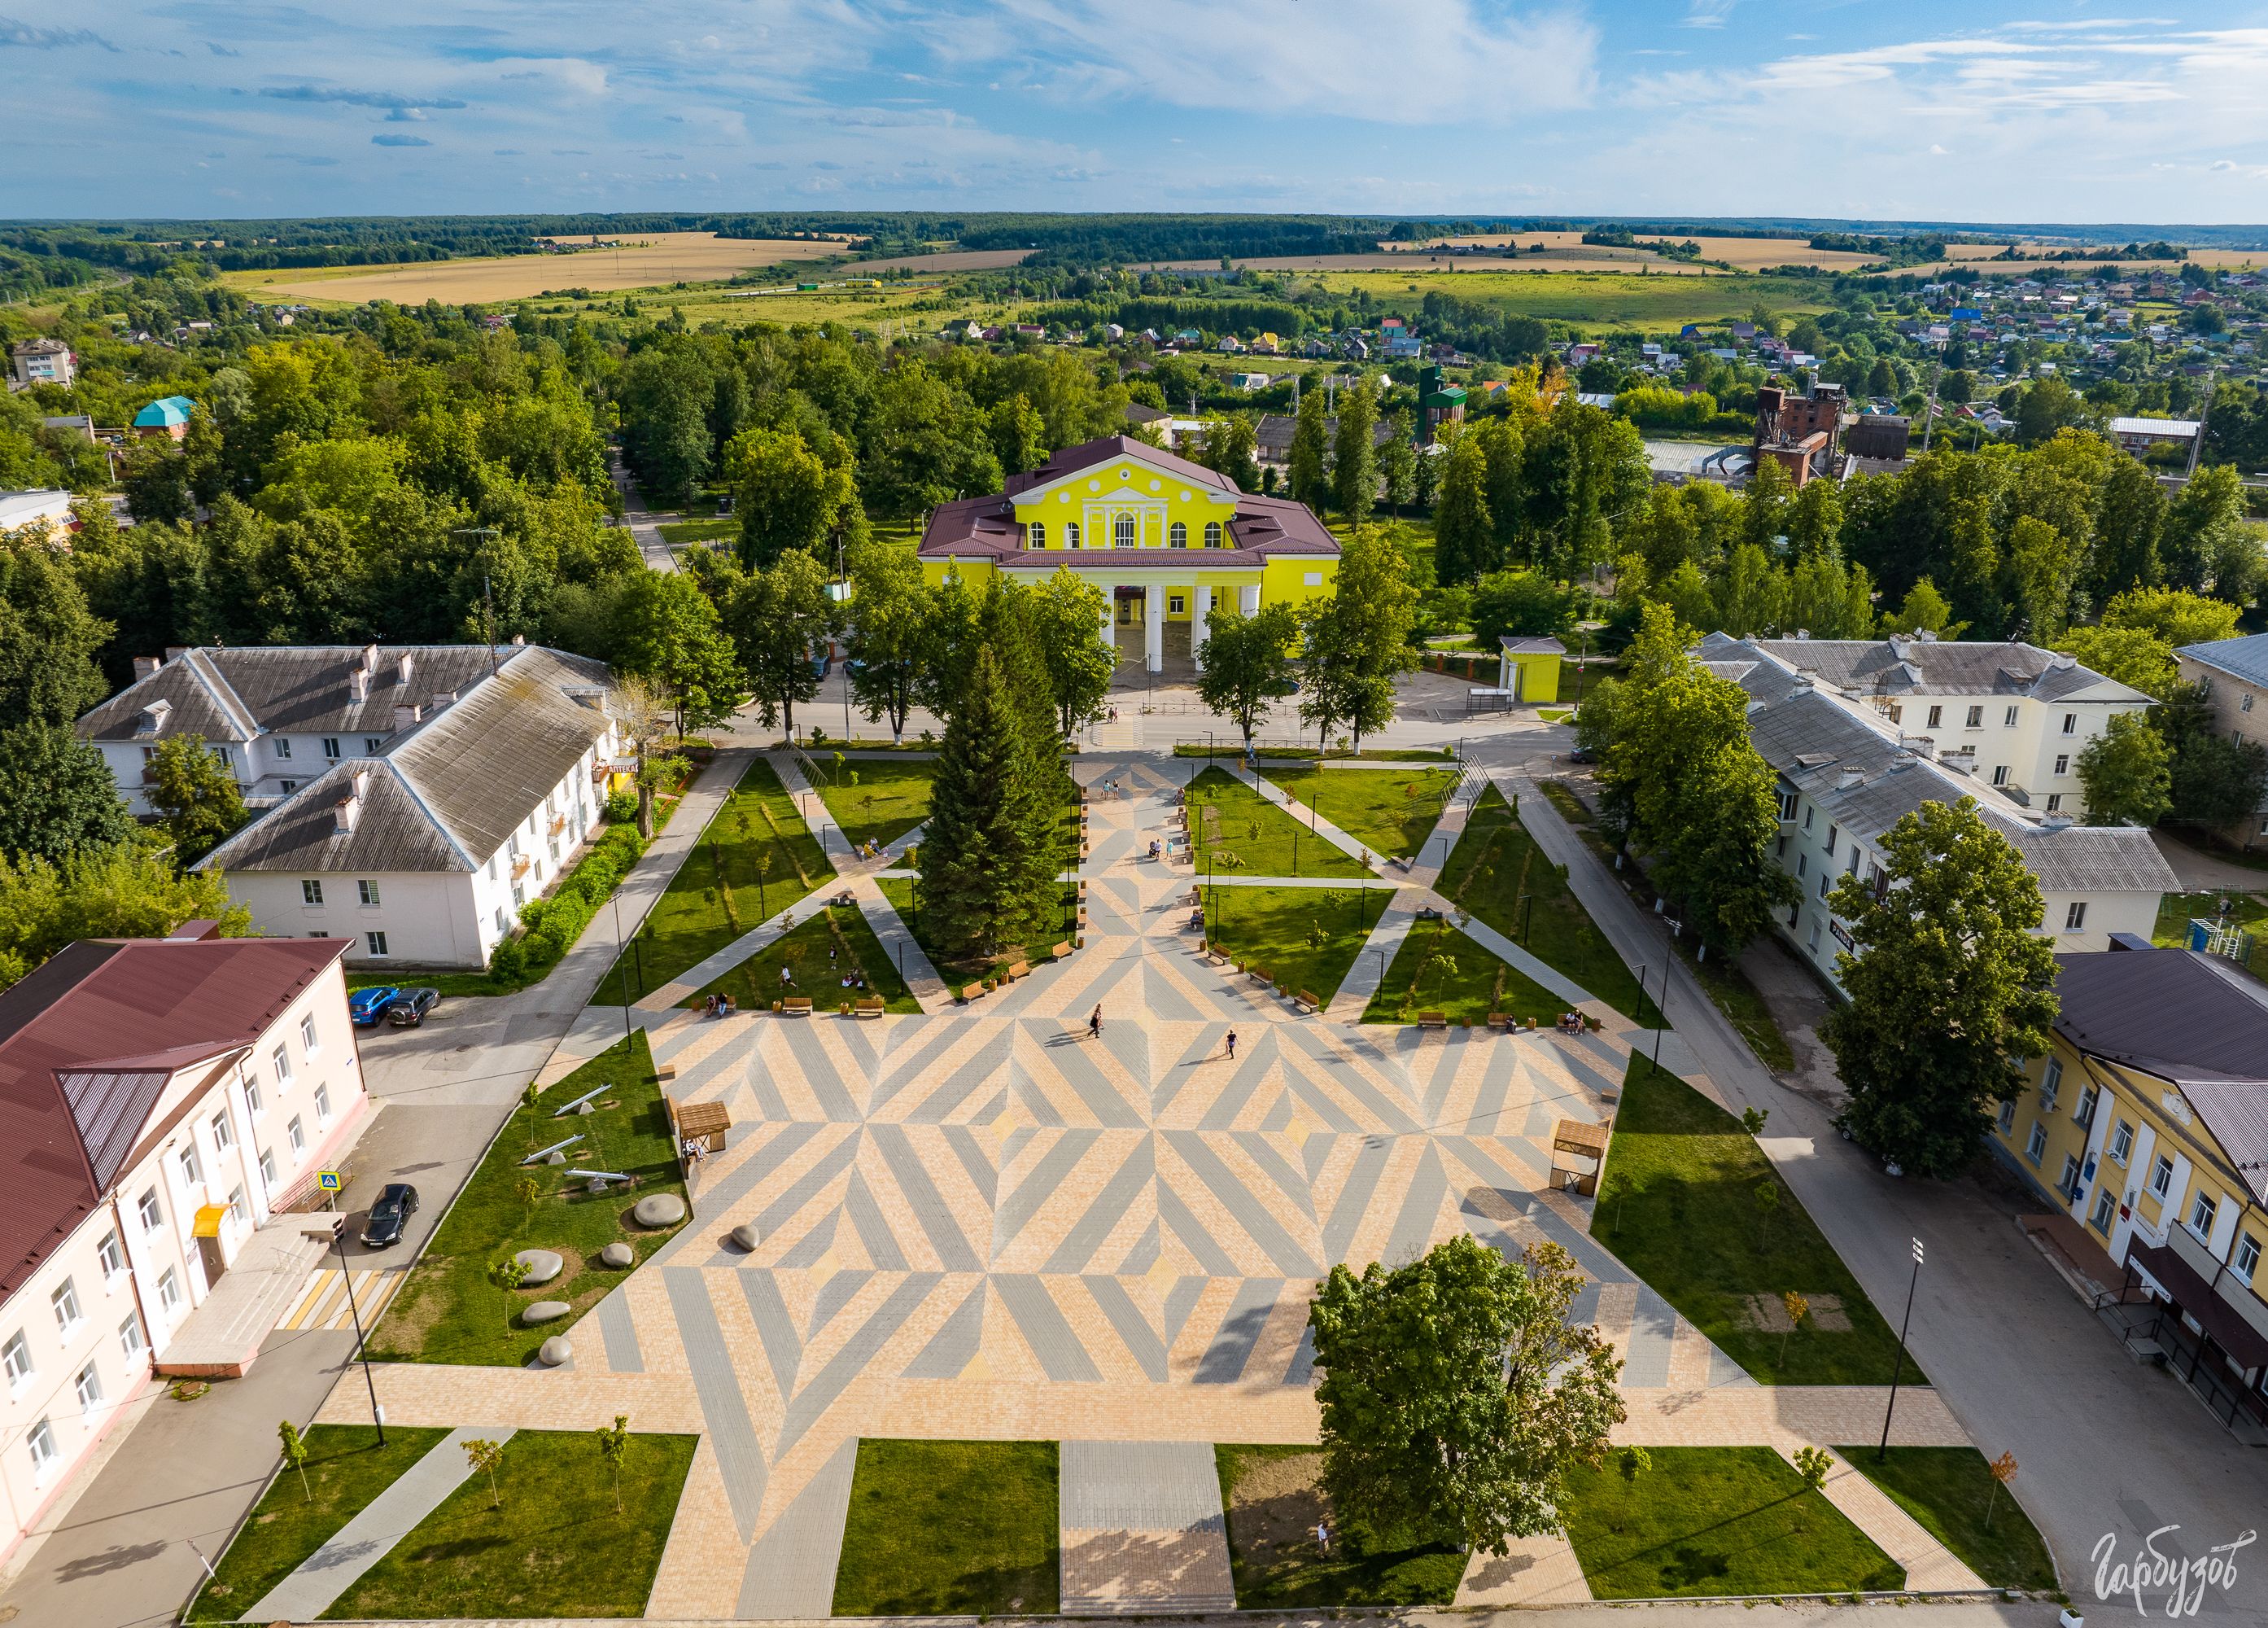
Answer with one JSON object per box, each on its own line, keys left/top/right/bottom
{"left": 1225, "top": 1028, "right": 1238, "bottom": 1061}
{"left": 1316, "top": 1520, "right": 1331, "bottom": 1556}
{"left": 1089, "top": 1004, "right": 1103, "bottom": 1040}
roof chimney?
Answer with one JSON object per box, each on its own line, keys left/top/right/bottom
{"left": 359, "top": 642, "right": 378, "bottom": 674}
{"left": 509, "top": 633, "right": 525, "bottom": 647}
{"left": 1837, "top": 768, "right": 1863, "bottom": 790}
{"left": 2041, "top": 812, "right": 2075, "bottom": 832}
{"left": 349, "top": 667, "right": 370, "bottom": 702}
{"left": 395, "top": 651, "right": 415, "bottom": 688}
{"left": 134, "top": 698, "right": 173, "bottom": 737}
{"left": 429, "top": 689, "right": 457, "bottom": 709}
{"left": 392, "top": 702, "right": 422, "bottom": 733}
{"left": 164, "top": 646, "right": 189, "bottom": 663}
{"left": 132, "top": 655, "right": 161, "bottom": 681}
{"left": 334, "top": 790, "right": 361, "bottom": 834}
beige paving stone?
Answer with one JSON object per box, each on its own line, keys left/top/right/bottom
{"left": 1455, "top": 1528, "right": 1595, "bottom": 1605}
{"left": 1803, "top": 1446, "right": 1990, "bottom": 1591}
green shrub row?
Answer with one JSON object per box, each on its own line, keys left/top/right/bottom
{"left": 489, "top": 820, "right": 646, "bottom": 983}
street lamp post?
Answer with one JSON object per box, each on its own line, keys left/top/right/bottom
{"left": 331, "top": 1219, "right": 385, "bottom": 1445}
{"left": 1877, "top": 1237, "right": 1925, "bottom": 1462}
{"left": 611, "top": 889, "right": 635, "bottom": 1043}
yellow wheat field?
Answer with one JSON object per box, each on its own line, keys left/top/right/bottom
{"left": 229, "top": 233, "right": 846, "bottom": 305}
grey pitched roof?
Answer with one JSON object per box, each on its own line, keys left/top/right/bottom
{"left": 194, "top": 645, "right": 614, "bottom": 875}
{"left": 2176, "top": 632, "right": 2268, "bottom": 688}
{"left": 77, "top": 645, "right": 506, "bottom": 744}
{"left": 1752, "top": 635, "right": 2146, "bottom": 705}
{"left": 1703, "top": 632, "right": 2178, "bottom": 896}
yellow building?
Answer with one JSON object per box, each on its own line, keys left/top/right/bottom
{"left": 1496, "top": 637, "right": 1564, "bottom": 704}
{"left": 916, "top": 435, "right": 1341, "bottom": 672}
{"left": 1997, "top": 947, "right": 2268, "bottom": 1437}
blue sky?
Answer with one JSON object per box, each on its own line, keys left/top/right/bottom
{"left": 3, "top": 2, "right": 2267, "bottom": 223}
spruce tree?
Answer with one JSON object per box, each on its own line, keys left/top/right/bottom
{"left": 917, "top": 645, "right": 1061, "bottom": 964}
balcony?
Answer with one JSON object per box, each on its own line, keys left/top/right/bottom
{"left": 510, "top": 854, "right": 532, "bottom": 879}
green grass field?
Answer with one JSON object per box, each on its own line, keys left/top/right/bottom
{"left": 1440, "top": 786, "right": 1660, "bottom": 1024}
{"left": 323, "top": 1429, "right": 696, "bottom": 1619}
{"left": 657, "top": 519, "right": 738, "bottom": 547}
{"left": 186, "top": 1425, "right": 452, "bottom": 1621}
{"left": 1187, "top": 767, "right": 1367, "bottom": 879}
{"left": 1312, "top": 270, "right": 1833, "bottom": 330}
{"left": 1203, "top": 882, "right": 1390, "bottom": 1004}
{"left": 1261, "top": 765, "right": 1460, "bottom": 860}
{"left": 876, "top": 875, "right": 1078, "bottom": 982}
{"left": 1214, "top": 1445, "right": 1466, "bottom": 1608}
{"left": 1598, "top": 1057, "right": 1916, "bottom": 1385}
{"left": 811, "top": 756, "right": 936, "bottom": 851}
{"left": 1837, "top": 1447, "right": 2056, "bottom": 1591}
{"left": 1558, "top": 1446, "right": 1903, "bottom": 1598}
{"left": 688, "top": 902, "right": 921, "bottom": 1013}
{"left": 366, "top": 1032, "right": 685, "bottom": 1368}
{"left": 832, "top": 1440, "right": 1061, "bottom": 1615}
{"left": 607, "top": 759, "right": 830, "bottom": 1000}
{"left": 1361, "top": 917, "right": 1569, "bottom": 1026}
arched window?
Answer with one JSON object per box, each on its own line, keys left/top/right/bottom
{"left": 1027, "top": 521, "right": 1044, "bottom": 549}
{"left": 1065, "top": 522, "right": 1081, "bottom": 549}
{"left": 1204, "top": 521, "right": 1223, "bottom": 547}
{"left": 1169, "top": 522, "right": 1187, "bottom": 549}
{"left": 1114, "top": 512, "right": 1136, "bottom": 549}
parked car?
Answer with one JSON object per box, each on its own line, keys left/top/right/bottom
{"left": 385, "top": 987, "right": 440, "bottom": 1027}
{"left": 361, "top": 1183, "right": 420, "bottom": 1248}
{"left": 349, "top": 985, "right": 402, "bottom": 1026}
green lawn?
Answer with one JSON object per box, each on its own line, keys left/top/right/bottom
{"left": 832, "top": 1440, "right": 1061, "bottom": 1616}
{"left": 1361, "top": 917, "right": 1571, "bottom": 1026}
{"left": 657, "top": 518, "right": 739, "bottom": 546}
{"left": 1203, "top": 882, "right": 1391, "bottom": 1004}
{"left": 1835, "top": 1447, "right": 2056, "bottom": 1591}
{"left": 811, "top": 757, "right": 936, "bottom": 851}
{"left": 186, "top": 1425, "right": 451, "bottom": 1621}
{"left": 2151, "top": 890, "right": 2268, "bottom": 981}
{"left": 1598, "top": 1057, "right": 1917, "bottom": 1385}
{"left": 321, "top": 1429, "right": 696, "bottom": 1619}
{"left": 1536, "top": 782, "right": 1789, "bottom": 1069}
{"left": 688, "top": 903, "right": 922, "bottom": 1013}
{"left": 876, "top": 876, "right": 1078, "bottom": 983}
{"left": 1174, "top": 745, "right": 1453, "bottom": 762}
{"left": 1558, "top": 1446, "right": 1903, "bottom": 1599}
{"left": 608, "top": 759, "right": 831, "bottom": 1000}
{"left": 1214, "top": 1445, "right": 1465, "bottom": 1608}
{"left": 1440, "top": 786, "right": 1660, "bottom": 1025}
{"left": 1187, "top": 767, "right": 1367, "bottom": 878}
{"left": 366, "top": 1032, "right": 686, "bottom": 1368}
{"left": 1261, "top": 765, "right": 1461, "bottom": 861}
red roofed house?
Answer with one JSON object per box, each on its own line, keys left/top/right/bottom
{"left": 0, "top": 928, "right": 365, "bottom": 1558}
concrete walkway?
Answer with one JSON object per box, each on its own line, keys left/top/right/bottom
{"left": 2152, "top": 828, "right": 2268, "bottom": 892}
{"left": 152, "top": 1219, "right": 334, "bottom": 1375}
{"left": 842, "top": 873, "right": 950, "bottom": 1007}
{"left": 1807, "top": 1446, "right": 1988, "bottom": 1592}
{"left": 243, "top": 1425, "right": 513, "bottom": 1621}
{"left": 1060, "top": 1441, "right": 1236, "bottom": 1615}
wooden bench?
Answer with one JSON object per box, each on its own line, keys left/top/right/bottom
{"left": 854, "top": 997, "right": 885, "bottom": 1018}
{"left": 1418, "top": 1010, "right": 1449, "bottom": 1030}
{"left": 1003, "top": 960, "right": 1031, "bottom": 981}
{"left": 1296, "top": 989, "right": 1322, "bottom": 1014}
{"left": 1051, "top": 941, "right": 1073, "bottom": 960}
{"left": 655, "top": 1064, "right": 678, "bottom": 1082}
{"left": 1248, "top": 965, "right": 1272, "bottom": 985}
{"left": 781, "top": 996, "right": 814, "bottom": 1016}
{"left": 1486, "top": 1012, "right": 1511, "bottom": 1031}
{"left": 961, "top": 982, "right": 986, "bottom": 1002}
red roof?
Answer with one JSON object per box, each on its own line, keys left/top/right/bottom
{"left": 0, "top": 936, "right": 349, "bottom": 1298}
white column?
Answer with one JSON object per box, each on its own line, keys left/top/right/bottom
{"left": 1192, "top": 585, "right": 1212, "bottom": 673}
{"left": 1239, "top": 584, "right": 1261, "bottom": 616}
{"left": 1099, "top": 591, "right": 1115, "bottom": 652}
{"left": 1145, "top": 583, "right": 1165, "bottom": 673}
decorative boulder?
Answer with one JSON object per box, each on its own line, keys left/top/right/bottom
{"left": 600, "top": 1241, "right": 635, "bottom": 1268}
{"left": 728, "top": 1223, "right": 760, "bottom": 1252}
{"left": 538, "top": 1335, "right": 573, "bottom": 1367}
{"left": 633, "top": 1193, "right": 686, "bottom": 1228}
{"left": 513, "top": 1249, "right": 564, "bottom": 1285}
{"left": 522, "top": 1300, "right": 571, "bottom": 1325}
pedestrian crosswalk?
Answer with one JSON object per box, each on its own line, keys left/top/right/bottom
{"left": 277, "top": 1267, "right": 409, "bottom": 1333}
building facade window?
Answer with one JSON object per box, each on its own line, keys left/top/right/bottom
{"left": 273, "top": 1044, "right": 293, "bottom": 1087}
{"left": 1113, "top": 512, "right": 1135, "bottom": 548}
{"left": 314, "top": 1083, "right": 331, "bottom": 1125}
{"left": 1064, "top": 523, "right": 1080, "bottom": 548}
{"left": 302, "top": 880, "right": 323, "bottom": 905}
{"left": 1169, "top": 522, "right": 1186, "bottom": 548}
{"left": 1997, "top": 1100, "right": 2016, "bottom": 1134}
{"left": 2074, "top": 1082, "right": 2098, "bottom": 1128}
{"left": 2004, "top": 706, "right": 2020, "bottom": 727}
{"left": 357, "top": 880, "right": 380, "bottom": 906}
{"left": 27, "top": 1418, "right": 57, "bottom": 1477}
{"left": 2054, "top": 754, "right": 2069, "bottom": 776}
{"left": 1027, "top": 522, "right": 1044, "bottom": 548}
{"left": 157, "top": 1269, "right": 181, "bottom": 1313}
{"left": 2236, "top": 1232, "right": 2262, "bottom": 1282}
{"left": 2025, "top": 1122, "right": 2047, "bottom": 1164}
{"left": 1926, "top": 705, "right": 1943, "bottom": 728}
{"left": 2, "top": 1331, "right": 30, "bottom": 1386}
{"left": 118, "top": 1313, "right": 146, "bottom": 1361}
{"left": 2150, "top": 1153, "right": 2174, "bottom": 1197}
{"left": 275, "top": 737, "right": 292, "bottom": 759}
{"left": 2189, "top": 1191, "right": 2218, "bottom": 1237}
{"left": 2062, "top": 712, "right": 2077, "bottom": 734}
{"left": 322, "top": 737, "right": 340, "bottom": 760}
{"left": 1204, "top": 521, "right": 1222, "bottom": 546}
{"left": 366, "top": 931, "right": 389, "bottom": 957}
{"left": 138, "top": 1188, "right": 161, "bottom": 1232}
{"left": 244, "top": 1078, "right": 261, "bottom": 1116}
{"left": 259, "top": 1149, "right": 277, "bottom": 1188}
{"left": 2110, "top": 1119, "right": 2134, "bottom": 1163}
{"left": 363, "top": 737, "right": 383, "bottom": 753}
{"left": 177, "top": 1145, "right": 202, "bottom": 1188}
{"left": 288, "top": 1116, "right": 305, "bottom": 1154}
{"left": 52, "top": 1279, "right": 81, "bottom": 1334}
{"left": 2060, "top": 1154, "right": 2082, "bottom": 1199}
{"left": 2065, "top": 901, "right": 2088, "bottom": 932}
{"left": 300, "top": 1013, "right": 318, "bottom": 1054}
{"left": 1966, "top": 705, "right": 1984, "bottom": 728}
{"left": 2042, "top": 1057, "right": 2063, "bottom": 1107}
{"left": 2046, "top": 794, "right": 2063, "bottom": 812}
{"left": 97, "top": 1231, "right": 124, "bottom": 1280}
{"left": 75, "top": 1360, "right": 101, "bottom": 1411}
{"left": 2091, "top": 1188, "right": 2117, "bottom": 1232}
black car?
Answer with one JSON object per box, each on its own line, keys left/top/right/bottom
{"left": 385, "top": 987, "right": 440, "bottom": 1027}
{"left": 361, "top": 1183, "right": 420, "bottom": 1248}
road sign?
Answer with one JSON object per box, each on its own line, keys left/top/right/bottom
{"left": 317, "top": 1170, "right": 342, "bottom": 1193}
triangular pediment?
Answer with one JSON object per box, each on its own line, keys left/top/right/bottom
{"left": 1016, "top": 447, "right": 1238, "bottom": 509}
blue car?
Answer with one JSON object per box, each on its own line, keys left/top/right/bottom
{"left": 350, "top": 986, "right": 402, "bottom": 1026}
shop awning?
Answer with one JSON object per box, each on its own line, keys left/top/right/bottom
{"left": 2128, "top": 1238, "right": 2268, "bottom": 1372}
{"left": 192, "top": 1203, "right": 230, "bottom": 1239}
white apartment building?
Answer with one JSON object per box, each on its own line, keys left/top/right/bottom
{"left": 1743, "top": 631, "right": 2156, "bottom": 819}
{"left": 0, "top": 929, "right": 365, "bottom": 1561}
{"left": 76, "top": 642, "right": 621, "bottom": 970}
{"left": 2173, "top": 631, "right": 2268, "bottom": 851}
{"left": 1701, "top": 632, "right": 2178, "bottom": 994}
{"left": 8, "top": 338, "right": 73, "bottom": 388}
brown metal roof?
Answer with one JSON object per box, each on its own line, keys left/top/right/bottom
{"left": 0, "top": 936, "right": 349, "bottom": 1299}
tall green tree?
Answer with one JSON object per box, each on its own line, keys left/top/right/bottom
{"left": 2076, "top": 712, "right": 2172, "bottom": 827}
{"left": 614, "top": 570, "right": 743, "bottom": 736}
{"left": 1471, "top": 570, "right": 1582, "bottom": 646}
{"left": 1432, "top": 431, "right": 1494, "bottom": 587}
{"left": 1288, "top": 388, "right": 1331, "bottom": 514}
{"left": 2103, "top": 584, "right": 2240, "bottom": 650}
{"left": 1332, "top": 380, "right": 1379, "bottom": 524}
{"left": 724, "top": 426, "right": 861, "bottom": 570}
{"left": 1298, "top": 527, "right": 1418, "bottom": 752}
{"left": 0, "top": 542, "right": 111, "bottom": 729}
{"left": 1822, "top": 797, "right": 2059, "bottom": 1177}
{"left": 0, "top": 724, "right": 129, "bottom": 864}
{"left": 2052, "top": 625, "right": 2178, "bottom": 699}
{"left": 1309, "top": 1235, "right": 1623, "bottom": 1556}
{"left": 2159, "top": 684, "right": 2268, "bottom": 831}
{"left": 0, "top": 841, "right": 249, "bottom": 989}
{"left": 1197, "top": 414, "right": 1260, "bottom": 493}
{"left": 843, "top": 540, "right": 933, "bottom": 745}
{"left": 728, "top": 549, "right": 837, "bottom": 741}
{"left": 1377, "top": 411, "right": 1417, "bottom": 515}
{"left": 1194, "top": 601, "right": 1298, "bottom": 753}
{"left": 916, "top": 645, "right": 1061, "bottom": 964}
{"left": 142, "top": 734, "right": 248, "bottom": 863}
{"left": 1029, "top": 567, "right": 1115, "bottom": 740}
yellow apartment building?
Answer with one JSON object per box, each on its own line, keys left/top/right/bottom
{"left": 1997, "top": 947, "right": 2268, "bottom": 1440}
{"left": 916, "top": 435, "right": 1340, "bottom": 673}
